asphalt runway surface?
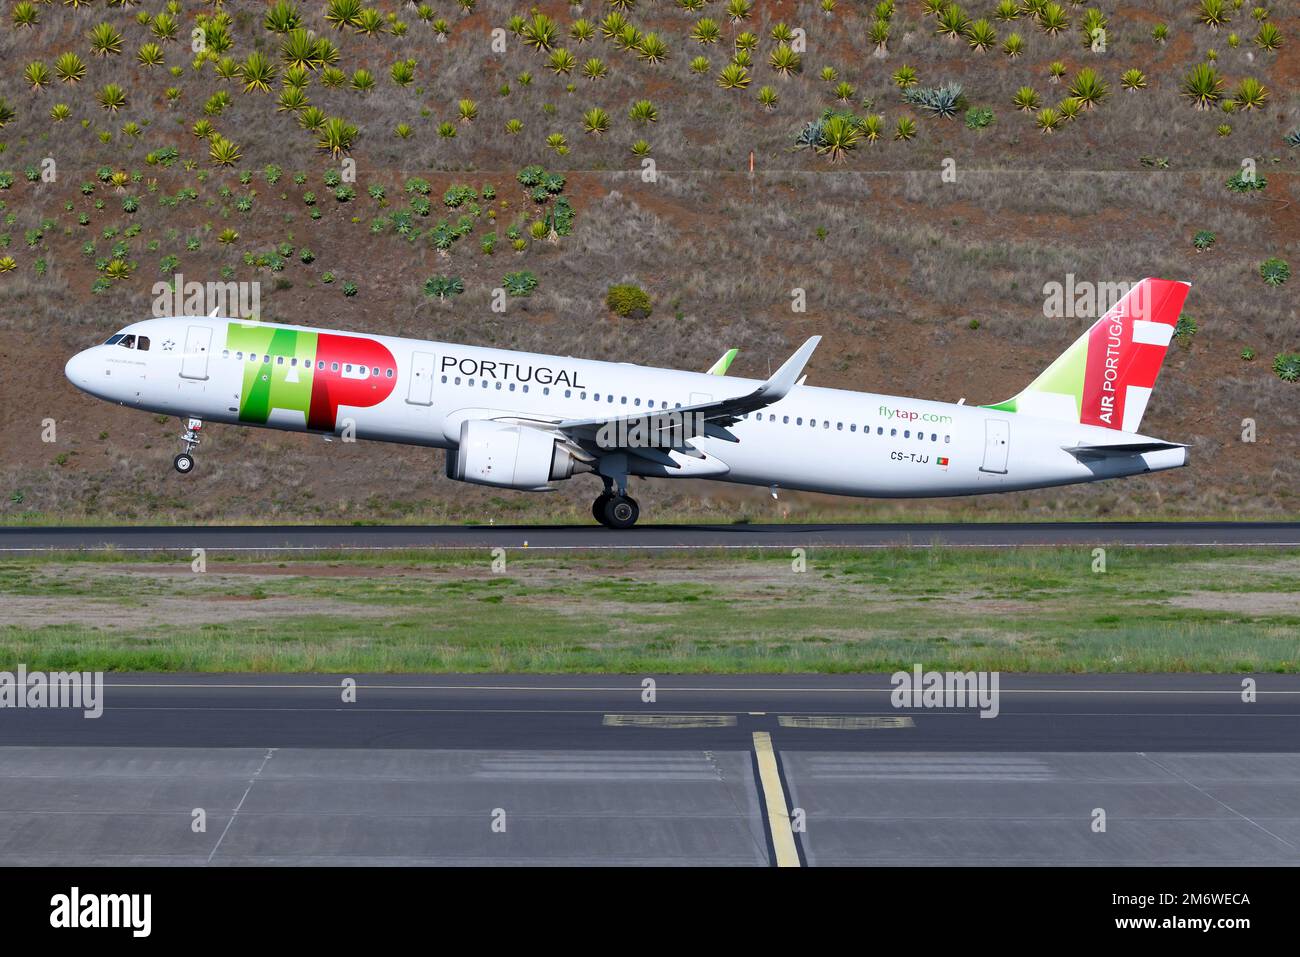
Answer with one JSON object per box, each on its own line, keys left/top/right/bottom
{"left": 1, "top": 521, "right": 1298, "bottom": 551}
{"left": 3, "top": 675, "right": 1299, "bottom": 865}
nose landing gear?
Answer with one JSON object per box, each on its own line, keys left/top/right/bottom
{"left": 174, "top": 417, "right": 202, "bottom": 474}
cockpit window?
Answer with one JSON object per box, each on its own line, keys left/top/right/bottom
{"left": 118, "top": 335, "right": 136, "bottom": 349}
{"left": 104, "top": 334, "right": 124, "bottom": 345}
{"left": 137, "top": 336, "right": 150, "bottom": 351}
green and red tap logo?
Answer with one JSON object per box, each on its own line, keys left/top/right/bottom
{"left": 226, "top": 324, "right": 397, "bottom": 432}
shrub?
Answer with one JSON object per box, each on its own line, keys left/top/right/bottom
{"left": 1259, "top": 258, "right": 1290, "bottom": 286}
{"left": 605, "top": 283, "right": 652, "bottom": 319}
{"left": 502, "top": 271, "right": 538, "bottom": 297}
{"left": 1272, "top": 353, "right": 1300, "bottom": 382}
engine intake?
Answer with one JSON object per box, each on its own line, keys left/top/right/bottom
{"left": 445, "top": 419, "right": 584, "bottom": 490}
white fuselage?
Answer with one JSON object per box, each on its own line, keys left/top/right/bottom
{"left": 64, "top": 316, "right": 1187, "bottom": 498}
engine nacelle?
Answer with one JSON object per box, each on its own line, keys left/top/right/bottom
{"left": 445, "top": 419, "right": 582, "bottom": 490}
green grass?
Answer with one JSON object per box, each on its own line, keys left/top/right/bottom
{"left": 0, "top": 547, "right": 1295, "bottom": 674}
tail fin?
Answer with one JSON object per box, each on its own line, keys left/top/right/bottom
{"left": 986, "top": 277, "right": 1190, "bottom": 433}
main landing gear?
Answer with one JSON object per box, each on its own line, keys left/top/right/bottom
{"left": 592, "top": 476, "right": 640, "bottom": 530}
{"left": 174, "top": 417, "right": 202, "bottom": 474}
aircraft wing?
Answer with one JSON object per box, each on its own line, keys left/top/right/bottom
{"left": 554, "top": 336, "right": 821, "bottom": 445}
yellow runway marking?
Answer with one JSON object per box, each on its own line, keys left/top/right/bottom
{"left": 601, "top": 714, "right": 736, "bottom": 728}
{"left": 778, "top": 715, "right": 915, "bottom": 730}
{"left": 752, "top": 732, "right": 800, "bottom": 868}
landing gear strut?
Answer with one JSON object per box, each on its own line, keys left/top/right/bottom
{"left": 592, "top": 473, "right": 640, "bottom": 529}
{"left": 174, "top": 417, "right": 202, "bottom": 474}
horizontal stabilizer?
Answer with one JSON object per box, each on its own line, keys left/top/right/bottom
{"left": 1062, "top": 440, "right": 1186, "bottom": 460}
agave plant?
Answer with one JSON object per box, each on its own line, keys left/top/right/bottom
{"left": 1012, "top": 86, "right": 1040, "bottom": 111}
{"left": 543, "top": 48, "right": 573, "bottom": 75}
{"left": 1197, "top": 0, "right": 1230, "bottom": 31}
{"left": 1233, "top": 77, "right": 1268, "bottom": 110}
{"left": 1057, "top": 96, "right": 1083, "bottom": 121}
{"left": 769, "top": 43, "right": 801, "bottom": 76}
{"left": 860, "top": 114, "right": 884, "bottom": 141}
{"left": 725, "top": 0, "right": 752, "bottom": 24}
{"left": 1259, "top": 258, "right": 1290, "bottom": 286}
{"left": 350, "top": 69, "right": 375, "bottom": 92}
{"left": 1273, "top": 353, "right": 1300, "bottom": 382}
{"left": 298, "top": 106, "right": 328, "bottom": 132}
{"left": 689, "top": 55, "right": 710, "bottom": 75}
{"left": 966, "top": 18, "right": 997, "bottom": 51}
{"left": 137, "top": 43, "right": 165, "bottom": 68}
{"left": 152, "top": 13, "right": 178, "bottom": 42}
{"left": 12, "top": 2, "right": 39, "bottom": 28}
{"left": 1068, "top": 68, "right": 1107, "bottom": 108}
{"left": 0, "top": 98, "right": 16, "bottom": 129}
{"left": 1254, "top": 24, "right": 1282, "bottom": 52}
{"left": 209, "top": 135, "right": 242, "bottom": 166}
{"left": 600, "top": 13, "right": 628, "bottom": 40}
{"left": 571, "top": 19, "right": 595, "bottom": 43}
{"left": 816, "top": 115, "right": 861, "bottom": 161}
{"left": 277, "top": 87, "right": 309, "bottom": 112}
{"left": 241, "top": 52, "right": 277, "bottom": 93}
{"left": 424, "top": 276, "right": 464, "bottom": 301}
{"left": 89, "top": 22, "right": 125, "bottom": 57}
{"left": 628, "top": 100, "right": 658, "bottom": 123}
{"left": 936, "top": 4, "right": 969, "bottom": 41}
{"left": 1036, "top": 107, "right": 1061, "bottom": 134}
{"left": 1120, "top": 68, "right": 1147, "bottom": 91}
{"left": 994, "top": 0, "right": 1018, "bottom": 21}
{"left": 717, "top": 63, "right": 751, "bottom": 89}
{"left": 1079, "top": 8, "right": 1107, "bottom": 49}
{"left": 894, "top": 116, "right": 917, "bottom": 140}
{"left": 757, "top": 86, "right": 778, "bottom": 111}
{"left": 281, "top": 29, "right": 321, "bottom": 70}
{"left": 24, "top": 61, "right": 51, "bottom": 90}
{"left": 264, "top": 0, "right": 301, "bottom": 34}
{"left": 1048, "top": 60, "right": 1066, "bottom": 84}
{"left": 582, "top": 107, "right": 610, "bottom": 134}
{"left": 522, "top": 14, "right": 559, "bottom": 50}
{"left": 353, "top": 8, "right": 385, "bottom": 36}
{"left": 870, "top": 19, "right": 890, "bottom": 54}
{"left": 96, "top": 83, "right": 127, "bottom": 112}
{"left": 582, "top": 57, "right": 607, "bottom": 80}
{"left": 902, "top": 83, "right": 964, "bottom": 118}
{"left": 1038, "top": 3, "right": 1068, "bottom": 36}
{"left": 391, "top": 59, "right": 416, "bottom": 86}
{"left": 690, "top": 18, "right": 720, "bottom": 44}
{"left": 55, "top": 52, "right": 87, "bottom": 84}
{"left": 324, "top": 0, "right": 363, "bottom": 30}
{"left": 1182, "top": 64, "right": 1223, "bottom": 110}
{"left": 892, "top": 65, "right": 918, "bottom": 88}
{"left": 318, "top": 117, "right": 358, "bottom": 156}
{"left": 458, "top": 98, "right": 478, "bottom": 123}
{"left": 1002, "top": 32, "right": 1023, "bottom": 57}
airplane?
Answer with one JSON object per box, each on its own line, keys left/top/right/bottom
{"left": 64, "top": 277, "right": 1191, "bottom": 529}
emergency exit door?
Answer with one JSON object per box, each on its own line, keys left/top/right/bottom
{"left": 980, "top": 419, "right": 1010, "bottom": 474}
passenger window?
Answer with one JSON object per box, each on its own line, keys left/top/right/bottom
{"left": 620, "top": 396, "right": 627, "bottom": 404}
{"left": 386, "top": 369, "right": 393, "bottom": 378}
{"left": 509, "top": 383, "right": 516, "bottom": 391}
{"left": 783, "top": 416, "right": 789, "bottom": 424}
{"left": 263, "top": 355, "right": 271, "bottom": 364}
{"left": 345, "top": 364, "right": 353, "bottom": 373}
{"left": 277, "top": 356, "right": 284, "bottom": 365}
{"left": 877, "top": 427, "right": 884, "bottom": 435}
{"left": 796, "top": 417, "right": 803, "bottom": 425}
{"left": 904, "top": 430, "right": 910, "bottom": 438}
{"left": 564, "top": 390, "right": 571, "bottom": 398}
{"left": 837, "top": 423, "right": 843, "bottom": 431}
{"left": 319, "top": 361, "right": 326, "bottom": 370}
{"left": 331, "top": 362, "right": 339, "bottom": 371}
{"left": 441, "top": 375, "right": 447, "bottom": 383}
{"left": 236, "top": 351, "right": 244, "bottom": 360}
{"left": 137, "top": 336, "right": 150, "bottom": 351}
{"left": 931, "top": 433, "right": 937, "bottom": 442}
{"left": 372, "top": 367, "right": 379, "bottom": 376}
{"left": 891, "top": 428, "right": 897, "bottom": 437}
{"left": 945, "top": 435, "right": 951, "bottom": 444}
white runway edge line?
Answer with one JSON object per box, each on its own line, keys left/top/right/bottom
{"left": 95, "top": 682, "right": 1300, "bottom": 695}
{"left": 2, "top": 542, "right": 1298, "bottom": 553}
{"left": 752, "top": 732, "right": 800, "bottom": 868}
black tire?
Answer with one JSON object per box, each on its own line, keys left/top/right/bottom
{"left": 592, "top": 493, "right": 612, "bottom": 525}
{"left": 173, "top": 453, "right": 194, "bottom": 474}
{"left": 602, "top": 495, "right": 639, "bottom": 530}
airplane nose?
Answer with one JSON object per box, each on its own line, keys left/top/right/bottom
{"left": 64, "top": 349, "right": 95, "bottom": 390}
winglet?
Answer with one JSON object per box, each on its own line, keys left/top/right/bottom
{"left": 755, "top": 336, "right": 820, "bottom": 402}
{"left": 706, "top": 348, "right": 739, "bottom": 376}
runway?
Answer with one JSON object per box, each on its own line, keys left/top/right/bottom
{"left": 3, "top": 675, "right": 1299, "bottom": 865}
{"left": 1, "top": 521, "right": 1297, "bottom": 551}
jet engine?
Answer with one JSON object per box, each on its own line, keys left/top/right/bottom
{"left": 445, "top": 419, "right": 587, "bottom": 490}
